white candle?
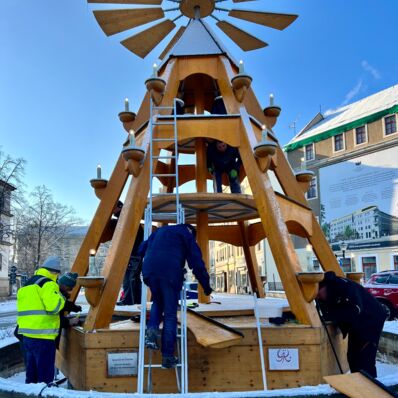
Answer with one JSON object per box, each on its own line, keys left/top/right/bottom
{"left": 129, "top": 129, "right": 135, "bottom": 147}
{"left": 239, "top": 60, "right": 244, "bottom": 74}
{"left": 97, "top": 164, "right": 101, "bottom": 179}
{"left": 152, "top": 63, "right": 158, "bottom": 78}
{"left": 89, "top": 249, "right": 96, "bottom": 275}
{"left": 261, "top": 125, "right": 267, "bottom": 141}
{"left": 269, "top": 93, "right": 274, "bottom": 106}
{"left": 124, "top": 98, "right": 129, "bottom": 112}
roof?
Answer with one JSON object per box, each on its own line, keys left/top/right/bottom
{"left": 160, "top": 18, "right": 238, "bottom": 69}
{"left": 285, "top": 84, "right": 398, "bottom": 152}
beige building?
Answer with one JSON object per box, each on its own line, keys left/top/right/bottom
{"left": 0, "top": 180, "right": 16, "bottom": 296}
{"left": 284, "top": 84, "right": 398, "bottom": 281}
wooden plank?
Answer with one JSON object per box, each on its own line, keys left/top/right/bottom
{"left": 238, "top": 221, "right": 264, "bottom": 298}
{"left": 238, "top": 108, "right": 320, "bottom": 326}
{"left": 184, "top": 311, "right": 242, "bottom": 348}
{"left": 208, "top": 224, "right": 243, "bottom": 246}
{"left": 324, "top": 373, "right": 395, "bottom": 398}
{"left": 154, "top": 116, "right": 241, "bottom": 149}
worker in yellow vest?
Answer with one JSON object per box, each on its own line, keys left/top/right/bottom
{"left": 17, "top": 256, "right": 65, "bottom": 384}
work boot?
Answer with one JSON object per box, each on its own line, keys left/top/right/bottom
{"left": 145, "top": 328, "right": 159, "bottom": 350}
{"left": 161, "top": 356, "right": 179, "bottom": 369}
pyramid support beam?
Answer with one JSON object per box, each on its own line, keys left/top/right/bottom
{"left": 238, "top": 108, "right": 320, "bottom": 326}
{"left": 238, "top": 221, "right": 264, "bottom": 297}
{"left": 272, "top": 146, "right": 344, "bottom": 277}
{"left": 84, "top": 130, "right": 158, "bottom": 330}
{"left": 70, "top": 155, "right": 129, "bottom": 301}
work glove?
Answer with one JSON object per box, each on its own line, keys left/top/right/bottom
{"left": 69, "top": 317, "right": 80, "bottom": 326}
{"left": 229, "top": 169, "right": 238, "bottom": 179}
{"left": 64, "top": 300, "right": 82, "bottom": 313}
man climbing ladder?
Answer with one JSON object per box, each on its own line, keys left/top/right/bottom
{"left": 138, "top": 223, "right": 213, "bottom": 368}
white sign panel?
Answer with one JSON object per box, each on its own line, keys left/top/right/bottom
{"left": 319, "top": 146, "right": 398, "bottom": 242}
{"left": 268, "top": 348, "right": 299, "bottom": 370}
{"left": 107, "top": 352, "right": 138, "bottom": 377}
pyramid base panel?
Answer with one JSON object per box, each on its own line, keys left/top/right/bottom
{"left": 57, "top": 312, "right": 348, "bottom": 393}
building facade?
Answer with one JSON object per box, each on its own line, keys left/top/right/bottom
{"left": 284, "top": 84, "right": 398, "bottom": 281}
{"left": 0, "top": 180, "right": 16, "bottom": 296}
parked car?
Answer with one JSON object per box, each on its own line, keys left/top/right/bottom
{"left": 364, "top": 270, "right": 398, "bottom": 320}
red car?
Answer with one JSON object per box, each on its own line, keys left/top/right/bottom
{"left": 364, "top": 270, "right": 398, "bottom": 320}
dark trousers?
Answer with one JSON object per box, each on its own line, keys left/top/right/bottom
{"left": 347, "top": 335, "right": 379, "bottom": 377}
{"left": 23, "top": 336, "right": 56, "bottom": 384}
{"left": 213, "top": 170, "right": 241, "bottom": 193}
{"left": 121, "top": 257, "right": 142, "bottom": 305}
{"left": 146, "top": 277, "right": 180, "bottom": 357}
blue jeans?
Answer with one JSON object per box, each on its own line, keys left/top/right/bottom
{"left": 214, "top": 170, "right": 241, "bottom": 193}
{"left": 146, "top": 277, "right": 180, "bottom": 357}
{"left": 23, "top": 336, "right": 56, "bottom": 384}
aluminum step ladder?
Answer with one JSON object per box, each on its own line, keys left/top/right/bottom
{"left": 137, "top": 97, "right": 188, "bottom": 394}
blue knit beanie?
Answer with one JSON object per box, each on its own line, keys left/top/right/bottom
{"left": 58, "top": 272, "right": 78, "bottom": 288}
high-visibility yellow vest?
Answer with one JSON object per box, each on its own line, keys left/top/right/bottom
{"left": 17, "top": 268, "right": 65, "bottom": 340}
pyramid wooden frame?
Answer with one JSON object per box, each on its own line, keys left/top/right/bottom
{"left": 69, "top": 53, "right": 345, "bottom": 332}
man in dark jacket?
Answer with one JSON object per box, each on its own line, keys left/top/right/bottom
{"left": 113, "top": 201, "right": 145, "bottom": 305}
{"left": 316, "top": 271, "right": 386, "bottom": 377}
{"left": 207, "top": 141, "right": 242, "bottom": 194}
{"left": 138, "top": 224, "right": 212, "bottom": 368}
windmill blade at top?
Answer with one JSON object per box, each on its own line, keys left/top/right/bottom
{"left": 88, "top": 0, "right": 162, "bottom": 5}
{"left": 216, "top": 20, "right": 267, "bottom": 51}
{"left": 93, "top": 8, "right": 164, "bottom": 36}
{"left": 229, "top": 9, "right": 298, "bottom": 30}
{"left": 121, "top": 19, "right": 176, "bottom": 58}
{"left": 232, "top": 0, "right": 257, "bottom": 2}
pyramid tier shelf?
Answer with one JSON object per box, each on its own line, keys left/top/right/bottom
{"left": 150, "top": 192, "right": 313, "bottom": 234}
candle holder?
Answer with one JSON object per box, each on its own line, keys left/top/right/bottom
{"left": 122, "top": 146, "right": 146, "bottom": 177}
{"left": 230, "top": 73, "right": 252, "bottom": 102}
{"left": 118, "top": 111, "right": 136, "bottom": 124}
{"left": 296, "top": 272, "right": 324, "bottom": 302}
{"left": 77, "top": 276, "right": 105, "bottom": 307}
{"left": 295, "top": 170, "right": 315, "bottom": 193}
{"left": 90, "top": 178, "right": 108, "bottom": 199}
{"left": 345, "top": 272, "right": 363, "bottom": 284}
{"left": 253, "top": 140, "right": 277, "bottom": 172}
{"left": 145, "top": 77, "right": 166, "bottom": 106}
{"left": 263, "top": 105, "right": 281, "bottom": 118}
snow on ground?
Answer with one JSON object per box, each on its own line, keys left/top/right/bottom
{"left": 0, "top": 299, "right": 16, "bottom": 313}
{"left": 383, "top": 320, "right": 398, "bottom": 334}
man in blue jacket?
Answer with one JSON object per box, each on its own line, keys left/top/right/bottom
{"left": 138, "top": 224, "right": 212, "bottom": 368}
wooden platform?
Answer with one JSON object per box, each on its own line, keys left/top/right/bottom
{"left": 57, "top": 306, "right": 348, "bottom": 393}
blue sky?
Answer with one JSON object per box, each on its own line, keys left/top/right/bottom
{"left": 1, "top": 0, "right": 397, "bottom": 222}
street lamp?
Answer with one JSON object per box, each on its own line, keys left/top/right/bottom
{"left": 340, "top": 241, "right": 348, "bottom": 259}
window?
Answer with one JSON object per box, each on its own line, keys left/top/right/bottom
{"left": 384, "top": 115, "right": 397, "bottom": 136}
{"left": 362, "top": 256, "right": 377, "bottom": 281}
{"left": 389, "top": 274, "right": 398, "bottom": 285}
{"left": 333, "top": 133, "right": 344, "bottom": 152}
{"left": 355, "top": 125, "right": 367, "bottom": 145}
{"left": 305, "top": 143, "right": 315, "bottom": 161}
{"left": 393, "top": 255, "right": 398, "bottom": 270}
{"left": 374, "top": 275, "right": 389, "bottom": 284}
{"left": 306, "top": 177, "right": 317, "bottom": 199}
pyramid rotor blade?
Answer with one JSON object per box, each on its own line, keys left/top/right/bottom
{"left": 88, "top": 0, "right": 162, "bottom": 5}
{"left": 217, "top": 20, "right": 267, "bottom": 51}
{"left": 93, "top": 8, "right": 164, "bottom": 36}
{"left": 159, "top": 26, "right": 186, "bottom": 59}
{"left": 232, "top": 0, "right": 256, "bottom": 2}
{"left": 229, "top": 9, "right": 298, "bottom": 30}
{"left": 121, "top": 19, "right": 176, "bottom": 58}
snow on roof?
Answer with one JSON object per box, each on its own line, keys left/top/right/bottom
{"left": 286, "top": 84, "right": 398, "bottom": 149}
